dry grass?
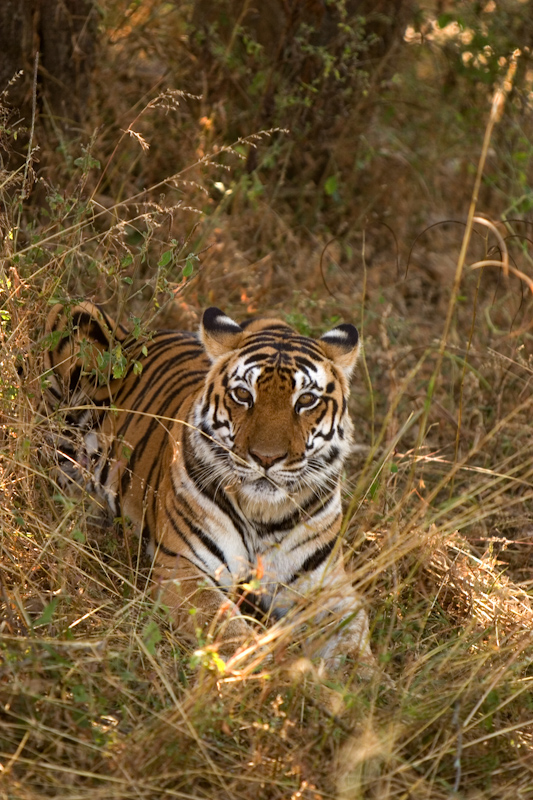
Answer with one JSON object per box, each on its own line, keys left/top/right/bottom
{"left": 2, "top": 4, "right": 533, "bottom": 798}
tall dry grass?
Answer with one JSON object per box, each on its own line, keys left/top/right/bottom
{"left": 2, "top": 6, "right": 533, "bottom": 798}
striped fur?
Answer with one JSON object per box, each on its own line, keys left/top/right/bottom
{"left": 44, "top": 302, "right": 373, "bottom": 666}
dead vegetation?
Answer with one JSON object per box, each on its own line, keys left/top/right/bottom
{"left": 2, "top": 1, "right": 533, "bottom": 797}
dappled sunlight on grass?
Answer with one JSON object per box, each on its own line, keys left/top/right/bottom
{"left": 2, "top": 1, "right": 533, "bottom": 796}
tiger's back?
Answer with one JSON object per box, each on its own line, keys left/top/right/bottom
{"left": 44, "top": 302, "right": 209, "bottom": 532}
{"left": 44, "top": 302, "right": 374, "bottom": 668}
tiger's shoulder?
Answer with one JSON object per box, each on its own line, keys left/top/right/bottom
{"left": 43, "top": 300, "right": 206, "bottom": 406}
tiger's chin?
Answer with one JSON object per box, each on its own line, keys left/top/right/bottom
{"left": 233, "top": 473, "right": 314, "bottom": 524}
{"left": 238, "top": 491, "right": 298, "bottom": 524}
{"left": 238, "top": 477, "right": 290, "bottom": 502}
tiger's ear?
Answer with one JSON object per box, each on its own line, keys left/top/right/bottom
{"left": 201, "top": 307, "right": 244, "bottom": 360}
{"left": 319, "top": 323, "right": 360, "bottom": 379}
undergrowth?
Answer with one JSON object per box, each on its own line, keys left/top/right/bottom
{"left": 2, "top": 3, "right": 533, "bottom": 798}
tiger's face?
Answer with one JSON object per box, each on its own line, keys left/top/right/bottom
{"left": 192, "top": 309, "right": 360, "bottom": 516}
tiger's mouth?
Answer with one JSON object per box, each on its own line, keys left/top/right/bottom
{"left": 213, "top": 448, "right": 314, "bottom": 497}
{"left": 238, "top": 476, "right": 293, "bottom": 506}
{"left": 248, "top": 476, "right": 282, "bottom": 492}
{"left": 235, "top": 468, "right": 303, "bottom": 496}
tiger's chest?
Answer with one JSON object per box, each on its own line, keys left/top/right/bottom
{"left": 153, "top": 447, "right": 342, "bottom": 592}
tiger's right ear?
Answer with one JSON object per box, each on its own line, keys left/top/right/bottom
{"left": 201, "top": 307, "right": 244, "bottom": 360}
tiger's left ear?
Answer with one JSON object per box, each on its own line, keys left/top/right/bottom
{"left": 319, "top": 323, "right": 360, "bottom": 380}
{"left": 201, "top": 307, "right": 244, "bottom": 360}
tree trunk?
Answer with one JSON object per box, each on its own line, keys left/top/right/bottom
{"left": 0, "top": 0, "right": 97, "bottom": 125}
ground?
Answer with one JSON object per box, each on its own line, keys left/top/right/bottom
{"left": 1, "top": 3, "right": 533, "bottom": 798}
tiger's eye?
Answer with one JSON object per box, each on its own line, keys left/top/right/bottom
{"left": 297, "top": 392, "right": 318, "bottom": 408}
{"left": 232, "top": 386, "right": 253, "bottom": 405}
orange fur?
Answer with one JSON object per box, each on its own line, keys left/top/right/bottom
{"left": 44, "top": 302, "right": 373, "bottom": 669}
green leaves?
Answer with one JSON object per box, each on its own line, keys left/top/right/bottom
{"left": 142, "top": 620, "right": 162, "bottom": 655}
{"left": 183, "top": 254, "right": 198, "bottom": 278}
{"left": 158, "top": 248, "right": 198, "bottom": 278}
{"left": 324, "top": 174, "right": 341, "bottom": 203}
{"left": 33, "top": 597, "right": 60, "bottom": 628}
{"left": 73, "top": 148, "right": 101, "bottom": 172}
{"left": 96, "top": 344, "right": 128, "bottom": 381}
{"left": 324, "top": 174, "right": 338, "bottom": 196}
{"left": 158, "top": 249, "right": 173, "bottom": 268}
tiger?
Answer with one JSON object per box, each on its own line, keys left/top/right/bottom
{"left": 43, "top": 301, "right": 373, "bottom": 669}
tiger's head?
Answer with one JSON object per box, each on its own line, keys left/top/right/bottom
{"left": 191, "top": 308, "right": 360, "bottom": 520}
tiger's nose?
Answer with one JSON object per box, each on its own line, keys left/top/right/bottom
{"left": 249, "top": 447, "right": 288, "bottom": 469}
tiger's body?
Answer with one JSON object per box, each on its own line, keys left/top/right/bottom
{"left": 44, "top": 302, "right": 372, "bottom": 667}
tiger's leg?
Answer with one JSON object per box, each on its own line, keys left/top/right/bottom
{"left": 311, "top": 592, "right": 374, "bottom": 671}
{"left": 150, "top": 555, "right": 254, "bottom": 657}
{"left": 277, "top": 561, "right": 375, "bottom": 671}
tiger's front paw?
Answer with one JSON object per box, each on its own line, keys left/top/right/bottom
{"left": 317, "top": 639, "right": 376, "bottom": 677}
{"left": 193, "top": 612, "right": 275, "bottom": 675}
{"left": 308, "top": 607, "right": 376, "bottom": 677}
{"left": 210, "top": 605, "right": 258, "bottom": 659}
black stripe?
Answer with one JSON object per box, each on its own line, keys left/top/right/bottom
{"left": 201, "top": 382, "right": 214, "bottom": 417}
{"left": 182, "top": 436, "right": 252, "bottom": 556}
{"left": 254, "top": 508, "right": 303, "bottom": 538}
{"left": 197, "top": 421, "right": 229, "bottom": 459}
{"left": 69, "top": 366, "right": 81, "bottom": 393}
{"left": 173, "top": 493, "right": 229, "bottom": 568}
{"left": 300, "top": 488, "right": 336, "bottom": 516}
{"left": 294, "top": 355, "right": 321, "bottom": 372}
{"left": 239, "top": 339, "right": 324, "bottom": 360}
{"left": 99, "top": 457, "right": 110, "bottom": 487}
{"left": 235, "top": 584, "right": 272, "bottom": 620}
{"left": 116, "top": 369, "right": 204, "bottom": 474}
{"left": 320, "top": 446, "right": 340, "bottom": 466}
{"left": 289, "top": 539, "right": 336, "bottom": 582}
{"left": 158, "top": 541, "right": 179, "bottom": 558}
{"left": 189, "top": 521, "right": 228, "bottom": 567}
{"left": 46, "top": 384, "right": 62, "bottom": 401}
{"left": 91, "top": 305, "right": 129, "bottom": 341}
{"left": 123, "top": 346, "right": 205, "bottom": 410}
{"left": 161, "top": 505, "right": 212, "bottom": 574}
{"left": 71, "top": 312, "right": 109, "bottom": 347}
{"left": 300, "top": 539, "right": 336, "bottom": 573}
{"left": 126, "top": 372, "right": 204, "bottom": 457}
{"left": 152, "top": 538, "right": 215, "bottom": 586}
{"left": 110, "top": 339, "right": 204, "bottom": 414}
